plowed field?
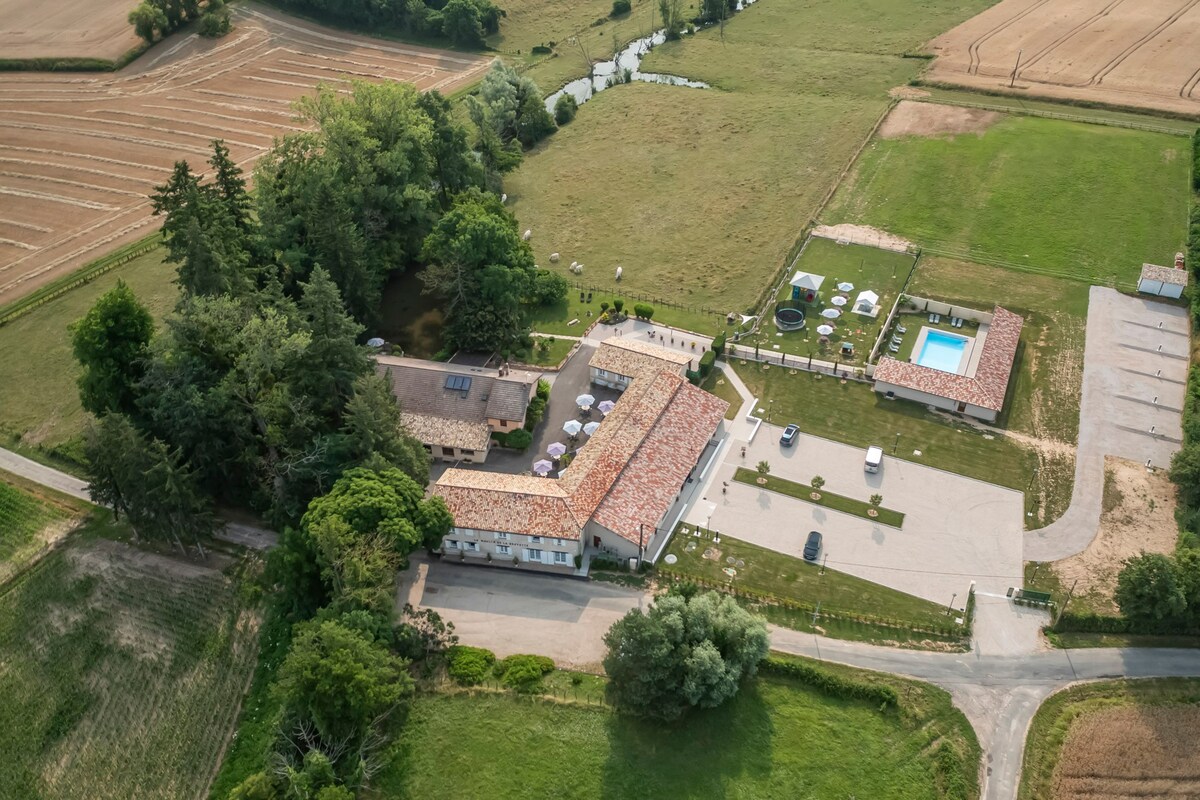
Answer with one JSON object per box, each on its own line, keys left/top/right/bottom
{"left": 0, "top": 3, "right": 491, "bottom": 306}
{"left": 926, "top": 0, "right": 1200, "bottom": 116}
{"left": 0, "top": 0, "right": 142, "bottom": 62}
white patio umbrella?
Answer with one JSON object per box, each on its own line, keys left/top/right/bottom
{"left": 598, "top": 399, "right": 617, "bottom": 415}
{"left": 366, "top": 337, "right": 385, "bottom": 347}
{"left": 837, "top": 282, "right": 854, "bottom": 292}
{"left": 820, "top": 308, "right": 842, "bottom": 319}
{"left": 533, "top": 459, "right": 554, "bottom": 475}
{"left": 562, "top": 419, "right": 583, "bottom": 437}
{"left": 547, "top": 442, "right": 567, "bottom": 458}
{"left": 830, "top": 295, "right": 848, "bottom": 307}
{"left": 816, "top": 324, "right": 835, "bottom": 336}
{"left": 576, "top": 393, "right": 596, "bottom": 410}
{"left": 583, "top": 421, "right": 601, "bottom": 436}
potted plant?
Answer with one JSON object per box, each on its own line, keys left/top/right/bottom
{"left": 755, "top": 460, "right": 770, "bottom": 485}
{"left": 810, "top": 475, "right": 825, "bottom": 500}
{"left": 868, "top": 494, "right": 883, "bottom": 518}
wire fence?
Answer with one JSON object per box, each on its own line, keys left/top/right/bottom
{"left": 569, "top": 282, "right": 728, "bottom": 320}
{"left": 726, "top": 343, "right": 870, "bottom": 381}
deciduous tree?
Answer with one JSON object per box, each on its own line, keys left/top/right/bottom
{"left": 71, "top": 280, "right": 153, "bottom": 417}
{"left": 1115, "top": 552, "right": 1188, "bottom": 623}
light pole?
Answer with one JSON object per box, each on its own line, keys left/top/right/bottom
{"left": 893, "top": 432, "right": 901, "bottom": 454}
{"left": 946, "top": 592, "right": 957, "bottom": 616}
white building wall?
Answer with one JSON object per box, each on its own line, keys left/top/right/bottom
{"left": 874, "top": 381, "right": 998, "bottom": 423}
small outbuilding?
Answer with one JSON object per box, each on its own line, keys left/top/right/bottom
{"left": 852, "top": 289, "right": 880, "bottom": 317}
{"left": 1137, "top": 262, "right": 1188, "bottom": 299}
{"left": 789, "top": 271, "right": 825, "bottom": 303}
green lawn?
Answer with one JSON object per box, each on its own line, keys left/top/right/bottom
{"left": 824, "top": 114, "right": 1190, "bottom": 287}
{"left": 1019, "top": 678, "right": 1200, "bottom": 800}
{"left": 662, "top": 528, "right": 961, "bottom": 646}
{"left": 508, "top": 0, "right": 995, "bottom": 339}
{"left": 768, "top": 237, "right": 916, "bottom": 366}
{"left": 0, "top": 529, "right": 260, "bottom": 800}
{"left": 0, "top": 247, "right": 176, "bottom": 461}
{"left": 732, "top": 363, "right": 1051, "bottom": 522}
{"left": 0, "top": 470, "right": 87, "bottom": 583}
{"left": 701, "top": 368, "right": 744, "bottom": 419}
{"left": 374, "top": 658, "right": 978, "bottom": 799}
{"left": 733, "top": 467, "right": 905, "bottom": 527}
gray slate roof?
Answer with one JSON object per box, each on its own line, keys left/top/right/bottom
{"left": 375, "top": 355, "right": 534, "bottom": 425}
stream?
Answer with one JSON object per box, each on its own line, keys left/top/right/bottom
{"left": 543, "top": 0, "right": 760, "bottom": 113}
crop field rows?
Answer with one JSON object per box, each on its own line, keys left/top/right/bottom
{"left": 0, "top": 539, "right": 260, "bottom": 800}
{"left": 0, "top": 1, "right": 491, "bottom": 307}
{"left": 926, "top": 0, "right": 1200, "bottom": 115}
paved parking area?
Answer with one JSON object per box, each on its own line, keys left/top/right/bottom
{"left": 1026, "top": 288, "right": 1188, "bottom": 561}
{"left": 686, "top": 424, "right": 1026, "bottom": 605}
{"left": 399, "top": 556, "right": 646, "bottom": 669}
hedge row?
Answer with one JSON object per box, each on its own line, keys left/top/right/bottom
{"left": 657, "top": 569, "right": 966, "bottom": 640}
{"left": 1055, "top": 611, "right": 1200, "bottom": 636}
{"left": 759, "top": 657, "right": 898, "bottom": 708}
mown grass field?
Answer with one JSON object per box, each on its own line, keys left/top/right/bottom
{"left": 0, "top": 247, "right": 175, "bottom": 461}
{"left": 1020, "top": 678, "right": 1200, "bottom": 800}
{"left": 824, "top": 115, "right": 1190, "bottom": 286}
{"left": 701, "top": 367, "right": 743, "bottom": 419}
{"left": 0, "top": 529, "right": 260, "bottom": 800}
{"left": 373, "top": 656, "right": 978, "bottom": 799}
{"left": 508, "top": 0, "right": 995, "bottom": 338}
{"left": 0, "top": 470, "right": 87, "bottom": 582}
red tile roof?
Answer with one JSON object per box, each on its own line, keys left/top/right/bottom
{"left": 434, "top": 341, "right": 729, "bottom": 543}
{"left": 873, "top": 306, "right": 1023, "bottom": 413}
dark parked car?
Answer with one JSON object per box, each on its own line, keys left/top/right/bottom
{"left": 780, "top": 424, "right": 800, "bottom": 447}
{"left": 803, "top": 530, "right": 822, "bottom": 561}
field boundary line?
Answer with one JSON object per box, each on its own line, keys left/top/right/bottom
{"left": 917, "top": 95, "right": 1194, "bottom": 136}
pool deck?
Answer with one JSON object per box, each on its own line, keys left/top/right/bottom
{"left": 893, "top": 314, "right": 989, "bottom": 378}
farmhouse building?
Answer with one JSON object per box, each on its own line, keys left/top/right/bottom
{"left": 433, "top": 339, "right": 727, "bottom": 573}
{"left": 375, "top": 355, "right": 538, "bottom": 464}
{"left": 872, "top": 305, "right": 1023, "bottom": 423}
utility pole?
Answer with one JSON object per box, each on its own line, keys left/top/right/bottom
{"left": 820, "top": 552, "right": 828, "bottom": 576}
{"left": 1009, "top": 48, "right": 1023, "bottom": 88}
{"left": 1055, "top": 579, "right": 1078, "bottom": 626}
{"left": 637, "top": 523, "right": 644, "bottom": 569}
{"left": 811, "top": 601, "right": 821, "bottom": 627}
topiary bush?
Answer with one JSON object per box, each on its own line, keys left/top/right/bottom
{"left": 711, "top": 331, "right": 726, "bottom": 358}
{"left": 494, "top": 653, "right": 555, "bottom": 693}
{"left": 447, "top": 645, "right": 496, "bottom": 685}
{"left": 698, "top": 350, "right": 715, "bottom": 377}
{"left": 633, "top": 303, "right": 654, "bottom": 320}
{"left": 611, "top": 0, "right": 631, "bottom": 15}
{"left": 613, "top": 298, "right": 625, "bottom": 314}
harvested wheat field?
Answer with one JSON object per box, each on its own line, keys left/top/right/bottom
{"left": 1053, "top": 704, "right": 1200, "bottom": 799}
{"left": 925, "top": 0, "right": 1200, "bottom": 116}
{"left": 1050, "top": 456, "right": 1178, "bottom": 614}
{"left": 0, "top": 0, "right": 142, "bottom": 62}
{"left": 0, "top": 2, "right": 491, "bottom": 306}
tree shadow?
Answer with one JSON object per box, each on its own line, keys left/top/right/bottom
{"left": 599, "top": 682, "right": 775, "bottom": 799}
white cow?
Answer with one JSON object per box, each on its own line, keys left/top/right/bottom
{"left": 522, "top": 229, "right": 532, "bottom": 241}
{"left": 615, "top": 265, "right": 623, "bottom": 281}
{"left": 549, "top": 252, "right": 560, "bottom": 262}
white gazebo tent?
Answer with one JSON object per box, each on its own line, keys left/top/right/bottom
{"left": 852, "top": 289, "right": 880, "bottom": 317}
{"left": 788, "top": 271, "right": 825, "bottom": 303}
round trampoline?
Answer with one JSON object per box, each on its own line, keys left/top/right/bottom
{"left": 774, "top": 305, "right": 806, "bottom": 331}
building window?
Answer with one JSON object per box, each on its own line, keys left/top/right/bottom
{"left": 463, "top": 541, "right": 478, "bottom": 552}
{"left": 526, "top": 548, "right": 542, "bottom": 562}
{"left": 597, "top": 369, "right": 608, "bottom": 378}
{"left": 445, "top": 540, "right": 458, "bottom": 549}
{"left": 530, "top": 536, "right": 542, "bottom": 544}
{"left": 555, "top": 538, "right": 565, "bottom": 547}
{"left": 496, "top": 544, "right": 510, "bottom": 555}
{"left": 463, "top": 529, "right": 474, "bottom": 537}
{"left": 496, "top": 532, "right": 509, "bottom": 540}
{"left": 441, "top": 446, "right": 454, "bottom": 457}
{"left": 462, "top": 449, "right": 475, "bottom": 456}
{"left": 553, "top": 551, "right": 568, "bottom": 565}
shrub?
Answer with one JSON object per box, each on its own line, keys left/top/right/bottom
{"left": 494, "top": 653, "right": 555, "bottom": 692}
{"left": 759, "top": 657, "right": 898, "bottom": 707}
{"left": 197, "top": 8, "right": 231, "bottom": 37}
{"left": 532, "top": 268, "right": 569, "bottom": 305}
{"left": 711, "top": 331, "right": 726, "bottom": 358}
{"left": 600, "top": 301, "right": 610, "bottom": 313}
{"left": 811, "top": 475, "right": 825, "bottom": 491}
{"left": 506, "top": 428, "right": 533, "bottom": 451}
{"left": 698, "top": 350, "right": 715, "bottom": 377}
{"left": 633, "top": 303, "right": 654, "bottom": 320}
{"left": 531, "top": 44, "right": 552, "bottom": 55}
{"left": 536, "top": 378, "right": 551, "bottom": 401}
{"left": 1193, "top": 129, "right": 1200, "bottom": 193}
{"left": 554, "top": 93, "right": 578, "bottom": 125}
{"left": 613, "top": 298, "right": 625, "bottom": 313}
{"left": 685, "top": 369, "right": 701, "bottom": 385}
{"left": 447, "top": 645, "right": 496, "bottom": 685}
{"left": 524, "top": 396, "right": 546, "bottom": 431}
{"left": 611, "top": 0, "right": 631, "bottom": 15}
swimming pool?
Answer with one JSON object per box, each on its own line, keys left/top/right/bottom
{"left": 916, "top": 330, "right": 967, "bottom": 373}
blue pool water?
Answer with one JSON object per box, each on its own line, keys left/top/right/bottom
{"left": 916, "top": 330, "right": 967, "bottom": 373}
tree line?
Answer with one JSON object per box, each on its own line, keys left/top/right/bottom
{"left": 274, "top": 0, "right": 503, "bottom": 48}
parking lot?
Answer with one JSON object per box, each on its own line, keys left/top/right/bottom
{"left": 687, "top": 423, "right": 1026, "bottom": 605}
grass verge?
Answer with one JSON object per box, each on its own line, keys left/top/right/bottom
{"left": 733, "top": 466, "right": 904, "bottom": 527}
{"left": 0, "top": 469, "right": 89, "bottom": 583}
{"left": 701, "top": 368, "right": 744, "bottom": 419}
{"left": 1019, "top": 678, "right": 1200, "bottom": 800}
{"left": 661, "top": 526, "right": 965, "bottom": 647}
{"left": 373, "top": 654, "right": 978, "bottom": 799}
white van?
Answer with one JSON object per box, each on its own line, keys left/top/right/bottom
{"left": 865, "top": 446, "right": 883, "bottom": 473}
